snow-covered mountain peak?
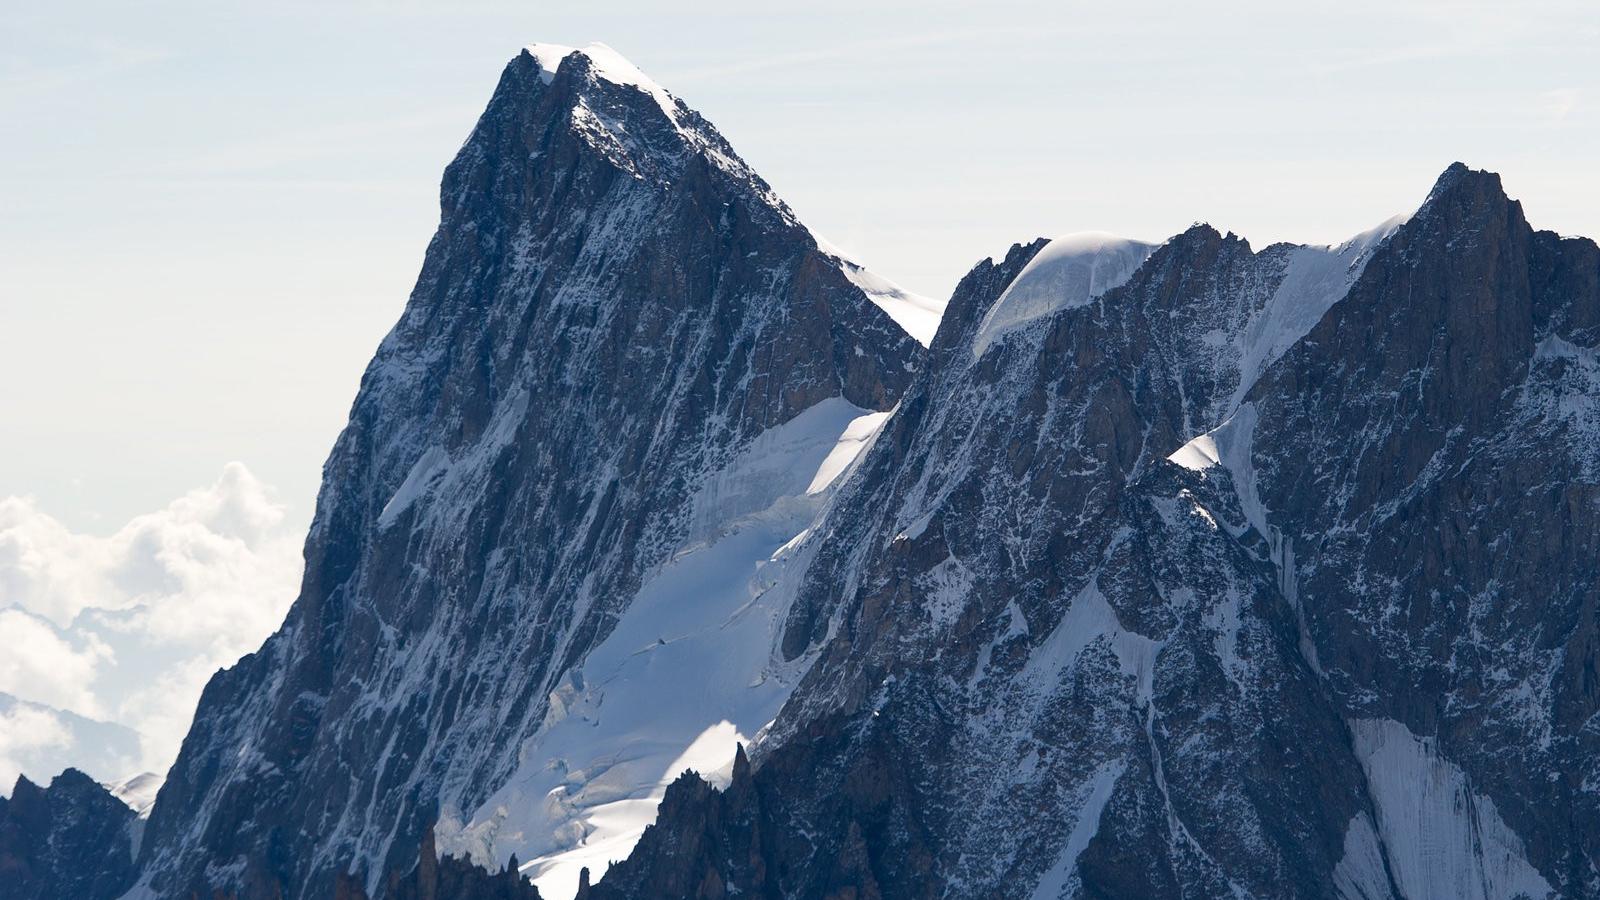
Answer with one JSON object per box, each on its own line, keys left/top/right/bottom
{"left": 104, "top": 772, "right": 163, "bottom": 819}
{"left": 500, "top": 41, "right": 788, "bottom": 217}
{"left": 815, "top": 237, "right": 945, "bottom": 347}
{"left": 25, "top": 38, "right": 1585, "bottom": 898}
{"left": 524, "top": 42, "right": 680, "bottom": 119}
{"left": 508, "top": 44, "right": 943, "bottom": 349}
{"left": 971, "top": 231, "right": 1159, "bottom": 358}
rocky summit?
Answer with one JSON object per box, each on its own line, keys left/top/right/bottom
{"left": 8, "top": 43, "right": 1599, "bottom": 900}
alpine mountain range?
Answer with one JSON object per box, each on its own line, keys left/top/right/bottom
{"left": 4, "top": 42, "right": 1598, "bottom": 900}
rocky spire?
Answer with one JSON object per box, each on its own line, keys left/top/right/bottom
{"left": 132, "top": 42, "right": 926, "bottom": 900}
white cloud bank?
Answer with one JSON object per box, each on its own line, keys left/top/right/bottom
{"left": 0, "top": 702, "right": 73, "bottom": 791}
{"left": 0, "top": 463, "right": 303, "bottom": 787}
{"left": 0, "top": 693, "right": 142, "bottom": 795}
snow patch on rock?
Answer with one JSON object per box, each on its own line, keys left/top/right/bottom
{"left": 1167, "top": 433, "right": 1220, "bottom": 472}
{"left": 1349, "top": 718, "right": 1552, "bottom": 900}
{"left": 1022, "top": 580, "right": 1159, "bottom": 704}
{"left": 377, "top": 446, "right": 448, "bottom": 528}
{"left": 1332, "top": 812, "right": 1392, "bottom": 900}
{"left": 526, "top": 43, "right": 680, "bottom": 122}
{"left": 1028, "top": 759, "right": 1126, "bottom": 900}
{"left": 1226, "top": 214, "right": 1408, "bottom": 409}
{"left": 972, "top": 232, "right": 1158, "bottom": 359}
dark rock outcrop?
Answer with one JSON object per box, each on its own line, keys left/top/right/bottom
{"left": 1238, "top": 163, "right": 1600, "bottom": 896}
{"left": 333, "top": 827, "right": 543, "bottom": 900}
{"left": 0, "top": 769, "right": 138, "bottom": 900}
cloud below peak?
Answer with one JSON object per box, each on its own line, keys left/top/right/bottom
{"left": 0, "top": 463, "right": 303, "bottom": 784}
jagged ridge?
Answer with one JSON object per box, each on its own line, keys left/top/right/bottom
{"left": 11, "top": 38, "right": 1595, "bottom": 900}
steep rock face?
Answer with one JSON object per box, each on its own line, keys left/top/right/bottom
{"left": 1224, "top": 163, "right": 1600, "bottom": 896}
{"left": 0, "top": 769, "right": 138, "bottom": 900}
{"left": 596, "top": 167, "right": 1592, "bottom": 899}
{"left": 133, "top": 45, "right": 924, "bottom": 900}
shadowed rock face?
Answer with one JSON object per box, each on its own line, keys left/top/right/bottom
{"left": 0, "top": 770, "right": 137, "bottom": 900}
{"left": 590, "top": 166, "right": 1600, "bottom": 899}
{"left": 1242, "top": 164, "right": 1600, "bottom": 894}
{"left": 596, "top": 224, "right": 1368, "bottom": 900}
{"left": 132, "top": 47, "right": 923, "bottom": 900}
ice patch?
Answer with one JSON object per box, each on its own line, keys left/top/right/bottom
{"left": 377, "top": 446, "right": 448, "bottom": 528}
{"left": 1350, "top": 718, "right": 1552, "bottom": 900}
{"left": 1028, "top": 760, "right": 1126, "bottom": 899}
{"left": 1332, "top": 812, "right": 1392, "bottom": 900}
{"left": 972, "top": 232, "right": 1158, "bottom": 359}
{"left": 687, "top": 397, "right": 887, "bottom": 542}
{"left": 438, "top": 525, "right": 799, "bottom": 899}
{"left": 807, "top": 410, "right": 892, "bottom": 494}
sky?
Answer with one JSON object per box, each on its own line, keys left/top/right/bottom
{"left": 1, "top": 0, "right": 1598, "bottom": 783}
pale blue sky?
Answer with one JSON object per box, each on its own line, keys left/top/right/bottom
{"left": 4, "top": 1, "right": 1598, "bottom": 532}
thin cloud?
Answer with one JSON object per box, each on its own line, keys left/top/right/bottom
{"left": 0, "top": 36, "right": 169, "bottom": 104}
{"left": 0, "top": 610, "right": 111, "bottom": 719}
{"left": 1539, "top": 88, "right": 1581, "bottom": 124}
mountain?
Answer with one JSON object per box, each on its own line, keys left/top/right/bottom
{"left": 0, "top": 769, "right": 139, "bottom": 900}
{"left": 15, "top": 42, "right": 1600, "bottom": 900}
{"left": 128, "top": 42, "right": 927, "bottom": 900}
{"left": 586, "top": 167, "right": 1599, "bottom": 898}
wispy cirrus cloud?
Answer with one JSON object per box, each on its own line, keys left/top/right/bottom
{"left": 0, "top": 34, "right": 170, "bottom": 104}
{"left": 665, "top": 26, "right": 1064, "bottom": 83}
